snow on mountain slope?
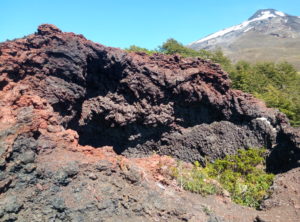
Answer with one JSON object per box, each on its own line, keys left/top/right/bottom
{"left": 188, "top": 9, "right": 300, "bottom": 70}
{"left": 188, "top": 9, "right": 289, "bottom": 46}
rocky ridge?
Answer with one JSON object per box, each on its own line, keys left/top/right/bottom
{"left": 0, "top": 24, "right": 299, "bottom": 221}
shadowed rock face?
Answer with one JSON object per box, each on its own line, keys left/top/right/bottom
{"left": 0, "top": 24, "right": 299, "bottom": 172}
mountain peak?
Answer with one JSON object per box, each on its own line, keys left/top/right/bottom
{"left": 188, "top": 8, "right": 300, "bottom": 69}
{"left": 248, "top": 9, "right": 286, "bottom": 20}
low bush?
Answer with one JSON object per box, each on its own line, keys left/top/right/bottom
{"left": 125, "top": 45, "right": 158, "bottom": 55}
{"left": 171, "top": 161, "right": 221, "bottom": 196}
{"left": 171, "top": 148, "right": 274, "bottom": 208}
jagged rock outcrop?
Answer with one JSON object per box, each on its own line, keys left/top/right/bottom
{"left": 1, "top": 24, "right": 300, "bottom": 222}
{"left": 1, "top": 24, "right": 299, "bottom": 172}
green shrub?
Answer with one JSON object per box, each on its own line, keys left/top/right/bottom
{"left": 171, "top": 148, "right": 274, "bottom": 208}
{"left": 125, "top": 45, "right": 158, "bottom": 55}
{"left": 171, "top": 161, "right": 221, "bottom": 196}
{"left": 230, "top": 62, "right": 300, "bottom": 126}
{"left": 159, "top": 38, "right": 203, "bottom": 58}
{"left": 159, "top": 39, "right": 232, "bottom": 70}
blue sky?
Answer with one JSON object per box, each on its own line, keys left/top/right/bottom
{"left": 1, "top": 0, "right": 300, "bottom": 49}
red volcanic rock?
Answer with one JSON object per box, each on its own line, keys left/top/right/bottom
{"left": 0, "top": 24, "right": 299, "bottom": 171}
{"left": 37, "top": 24, "right": 62, "bottom": 35}
{"left": 0, "top": 24, "right": 300, "bottom": 221}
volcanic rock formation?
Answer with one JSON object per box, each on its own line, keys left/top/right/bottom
{"left": 0, "top": 24, "right": 300, "bottom": 221}
{"left": 1, "top": 24, "right": 299, "bottom": 170}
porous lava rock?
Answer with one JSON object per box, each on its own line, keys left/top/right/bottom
{"left": 1, "top": 24, "right": 300, "bottom": 222}
{"left": 0, "top": 24, "right": 299, "bottom": 172}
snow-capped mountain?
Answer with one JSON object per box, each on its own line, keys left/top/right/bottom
{"left": 188, "top": 9, "right": 300, "bottom": 69}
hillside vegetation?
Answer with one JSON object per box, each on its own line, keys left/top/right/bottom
{"left": 126, "top": 39, "right": 300, "bottom": 126}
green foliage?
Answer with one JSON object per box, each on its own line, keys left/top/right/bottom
{"left": 159, "top": 38, "right": 202, "bottom": 57}
{"left": 230, "top": 62, "right": 300, "bottom": 126}
{"left": 159, "top": 39, "right": 232, "bottom": 70}
{"left": 125, "top": 45, "right": 158, "bottom": 55}
{"left": 205, "top": 148, "right": 274, "bottom": 208}
{"left": 171, "top": 161, "right": 221, "bottom": 196}
{"left": 209, "top": 49, "right": 232, "bottom": 71}
{"left": 171, "top": 148, "right": 274, "bottom": 208}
